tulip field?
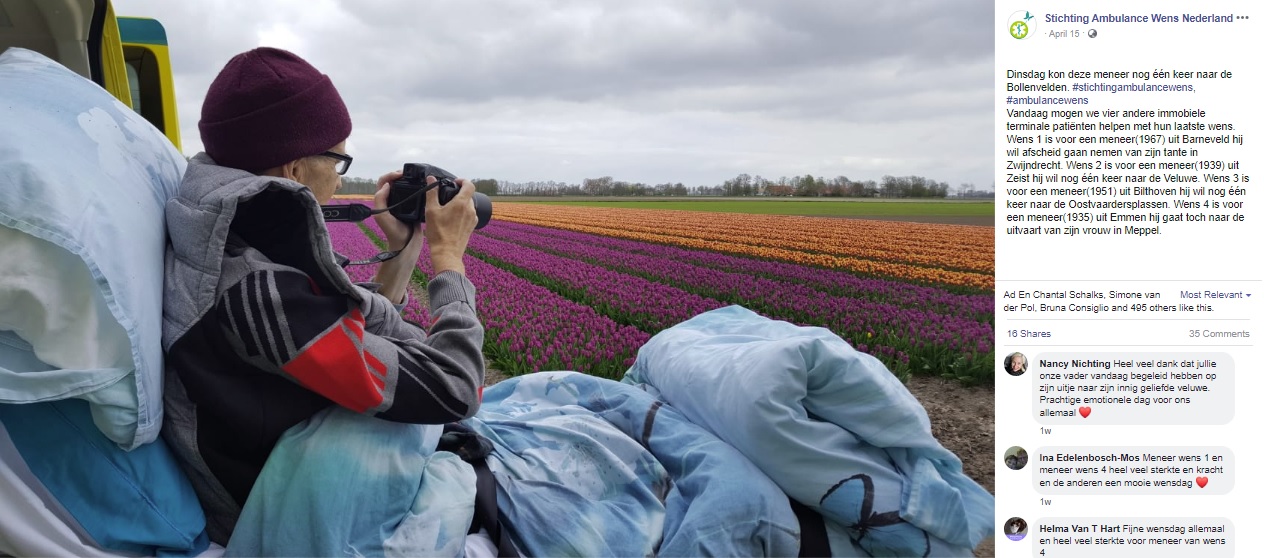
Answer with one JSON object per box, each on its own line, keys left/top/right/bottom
{"left": 326, "top": 199, "right": 994, "bottom": 385}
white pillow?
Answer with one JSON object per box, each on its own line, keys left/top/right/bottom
{"left": 0, "top": 226, "right": 137, "bottom": 440}
{"left": 0, "top": 47, "right": 187, "bottom": 449}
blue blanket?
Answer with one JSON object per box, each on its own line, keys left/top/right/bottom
{"left": 228, "top": 373, "right": 798, "bottom": 557}
{"left": 625, "top": 305, "right": 994, "bottom": 555}
{"left": 227, "top": 306, "right": 992, "bottom": 556}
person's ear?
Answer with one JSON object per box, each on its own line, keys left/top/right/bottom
{"left": 279, "top": 159, "right": 303, "bottom": 181}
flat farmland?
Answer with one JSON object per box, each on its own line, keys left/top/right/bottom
{"left": 327, "top": 197, "right": 995, "bottom": 385}
{"left": 499, "top": 196, "right": 995, "bottom": 226}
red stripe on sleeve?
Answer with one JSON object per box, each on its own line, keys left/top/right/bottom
{"left": 281, "top": 309, "right": 385, "bottom": 413}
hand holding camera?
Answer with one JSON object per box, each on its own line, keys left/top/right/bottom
{"left": 321, "top": 163, "right": 492, "bottom": 270}
{"left": 375, "top": 164, "right": 491, "bottom": 276}
{"left": 370, "top": 169, "right": 410, "bottom": 251}
{"left": 420, "top": 172, "right": 477, "bottom": 276}
{"left": 382, "top": 164, "right": 491, "bottom": 227}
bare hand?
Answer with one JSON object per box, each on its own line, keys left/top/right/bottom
{"left": 372, "top": 170, "right": 420, "bottom": 251}
{"left": 424, "top": 178, "right": 478, "bottom": 275}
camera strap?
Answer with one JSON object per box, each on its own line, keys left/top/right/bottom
{"left": 320, "top": 203, "right": 376, "bottom": 222}
{"left": 319, "top": 181, "right": 437, "bottom": 222}
{"left": 342, "top": 226, "right": 416, "bottom": 267}
{"left": 322, "top": 183, "right": 436, "bottom": 267}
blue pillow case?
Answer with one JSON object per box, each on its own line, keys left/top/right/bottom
{"left": 0, "top": 396, "right": 208, "bottom": 556}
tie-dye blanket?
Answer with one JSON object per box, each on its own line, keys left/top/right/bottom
{"left": 226, "top": 306, "right": 992, "bottom": 557}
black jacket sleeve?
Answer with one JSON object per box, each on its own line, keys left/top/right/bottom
{"left": 215, "top": 268, "right": 484, "bottom": 423}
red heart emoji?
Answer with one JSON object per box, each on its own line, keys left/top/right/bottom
{"left": 1196, "top": 477, "right": 1208, "bottom": 488}
{"left": 1078, "top": 406, "right": 1091, "bottom": 418}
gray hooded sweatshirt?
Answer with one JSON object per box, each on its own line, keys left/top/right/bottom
{"left": 161, "top": 153, "right": 484, "bottom": 544}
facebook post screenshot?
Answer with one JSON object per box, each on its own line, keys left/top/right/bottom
{"left": 997, "top": 1, "right": 1258, "bottom": 557}
{"left": 6, "top": 0, "right": 1260, "bottom": 557}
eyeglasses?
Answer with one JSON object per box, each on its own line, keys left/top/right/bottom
{"left": 320, "top": 151, "right": 353, "bottom": 175}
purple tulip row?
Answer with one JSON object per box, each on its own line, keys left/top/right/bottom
{"left": 475, "top": 221, "right": 986, "bottom": 372}
{"left": 479, "top": 220, "right": 982, "bottom": 333}
{"left": 463, "top": 233, "right": 731, "bottom": 333}
{"left": 326, "top": 221, "right": 429, "bottom": 324}
{"left": 326, "top": 202, "right": 986, "bottom": 382}
{"left": 352, "top": 215, "right": 650, "bottom": 377}
{"left": 488, "top": 220, "right": 990, "bottom": 319}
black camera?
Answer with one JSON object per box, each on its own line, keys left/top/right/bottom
{"left": 387, "top": 163, "right": 492, "bottom": 229}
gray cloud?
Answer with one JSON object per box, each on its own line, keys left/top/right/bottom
{"left": 112, "top": 0, "right": 994, "bottom": 188}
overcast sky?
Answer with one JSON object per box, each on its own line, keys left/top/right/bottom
{"left": 111, "top": 0, "right": 993, "bottom": 189}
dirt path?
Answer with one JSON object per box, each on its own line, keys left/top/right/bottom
{"left": 906, "top": 377, "right": 996, "bottom": 557}
{"left": 906, "top": 376, "right": 995, "bottom": 495}
{"left": 484, "top": 367, "right": 509, "bottom": 386}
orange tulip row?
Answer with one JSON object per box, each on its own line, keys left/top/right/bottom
{"left": 495, "top": 204, "right": 993, "bottom": 274}
{"left": 495, "top": 203, "right": 994, "bottom": 290}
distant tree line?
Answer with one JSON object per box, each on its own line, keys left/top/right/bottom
{"left": 334, "top": 173, "right": 992, "bottom": 198}
{"left": 954, "top": 183, "right": 996, "bottom": 199}
{"left": 338, "top": 176, "right": 377, "bottom": 195}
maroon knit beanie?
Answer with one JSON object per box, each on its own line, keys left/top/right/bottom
{"left": 198, "top": 47, "right": 352, "bottom": 172}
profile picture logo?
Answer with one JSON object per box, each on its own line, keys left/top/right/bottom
{"left": 1004, "top": 446, "right": 1029, "bottom": 471}
{"left": 1008, "top": 11, "right": 1036, "bottom": 39}
{"left": 1004, "top": 351, "right": 1028, "bottom": 376}
{"left": 1005, "top": 517, "right": 1029, "bottom": 541}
